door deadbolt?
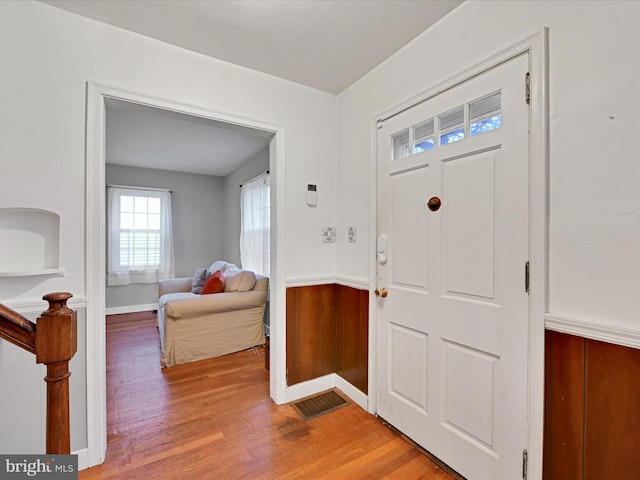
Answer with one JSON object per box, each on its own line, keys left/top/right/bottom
{"left": 427, "top": 196, "right": 442, "bottom": 212}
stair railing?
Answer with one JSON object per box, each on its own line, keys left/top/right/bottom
{"left": 0, "top": 292, "right": 77, "bottom": 454}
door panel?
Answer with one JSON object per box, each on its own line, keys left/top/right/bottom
{"left": 389, "top": 323, "right": 429, "bottom": 412}
{"left": 376, "top": 54, "right": 530, "bottom": 479}
{"left": 444, "top": 151, "right": 496, "bottom": 299}
{"left": 443, "top": 341, "right": 497, "bottom": 449}
{"left": 391, "top": 167, "right": 429, "bottom": 289}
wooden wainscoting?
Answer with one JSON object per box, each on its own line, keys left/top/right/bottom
{"left": 336, "top": 284, "right": 369, "bottom": 393}
{"left": 286, "top": 284, "right": 337, "bottom": 385}
{"left": 544, "top": 330, "right": 640, "bottom": 480}
{"left": 286, "top": 284, "right": 368, "bottom": 393}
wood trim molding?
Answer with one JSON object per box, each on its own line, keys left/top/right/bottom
{"left": 286, "top": 276, "right": 369, "bottom": 290}
{"left": 286, "top": 276, "right": 337, "bottom": 288}
{"left": 335, "top": 275, "right": 369, "bottom": 290}
{"left": 545, "top": 313, "right": 640, "bottom": 350}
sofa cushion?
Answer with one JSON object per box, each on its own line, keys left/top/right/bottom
{"left": 202, "top": 270, "right": 225, "bottom": 294}
{"left": 190, "top": 268, "right": 210, "bottom": 294}
{"left": 224, "top": 270, "right": 257, "bottom": 292}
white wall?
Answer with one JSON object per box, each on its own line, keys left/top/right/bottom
{"left": 337, "top": 0, "right": 640, "bottom": 333}
{"left": 0, "top": 0, "right": 335, "bottom": 457}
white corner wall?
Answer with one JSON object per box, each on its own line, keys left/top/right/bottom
{"left": 337, "top": 0, "right": 640, "bottom": 334}
{"left": 0, "top": 0, "right": 336, "bottom": 462}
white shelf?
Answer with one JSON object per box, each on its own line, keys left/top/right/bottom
{"left": 0, "top": 208, "right": 62, "bottom": 275}
{"left": 0, "top": 268, "right": 65, "bottom": 278}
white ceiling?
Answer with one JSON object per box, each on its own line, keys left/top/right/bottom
{"left": 44, "top": 0, "right": 464, "bottom": 176}
{"left": 42, "top": 0, "right": 464, "bottom": 94}
{"left": 105, "top": 99, "right": 273, "bottom": 177}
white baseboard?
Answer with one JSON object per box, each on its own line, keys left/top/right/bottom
{"left": 334, "top": 374, "right": 368, "bottom": 410}
{"left": 73, "top": 447, "right": 89, "bottom": 471}
{"left": 284, "top": 373, "right": 369, "bottom": 411}
{"left": 105, "top": 303, "right": 158, "bottom": 315}
{"left": 284, "top": 374, "right": 336, "bottom": 403}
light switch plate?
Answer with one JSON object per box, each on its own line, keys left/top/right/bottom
{"left": 322, "top": 226, "right": 336, "bottom": 243}
{"left": 348, "top": 225, "right": 356, "bottom": 243}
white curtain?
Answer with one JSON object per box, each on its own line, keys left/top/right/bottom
{"left": 108, "top": 186, "right": 174, "bottom": 286}
{"left": 240, "top": 173, "right": 270, "bottom": 277}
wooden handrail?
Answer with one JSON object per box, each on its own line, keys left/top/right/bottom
{"left": 0, "top": 292, "right": 77, "bottom": 454}
{"left": 0, "top": 303, "right": 36, "bottom": 353}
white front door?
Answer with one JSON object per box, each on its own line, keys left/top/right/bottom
{"left": 376, "top": 54, "right": 530, "bottom": 479}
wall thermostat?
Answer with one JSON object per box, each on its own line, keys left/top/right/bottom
{"left": 307, "top": 184, "right": 317, "bottom": 206}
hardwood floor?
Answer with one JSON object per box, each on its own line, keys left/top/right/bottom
{"left": 79, "top": 311, "right": 455, "bottom": 479}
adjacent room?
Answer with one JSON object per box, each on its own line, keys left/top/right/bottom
{"left": 104, "top": 98, "right": 272, "bottom": 316}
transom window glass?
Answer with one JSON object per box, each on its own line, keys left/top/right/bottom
{"left": 470, "top": 91, "right": 502, "bottom": 136}
{"left": 392, "top": 129, "right": 410, "bottom": 160}
{"left": 414, "top": 119, "right": 435, "bottom": 153}
{"left": 390, "top": 90, "right": 502, "bottom": 160}
{"left": 439, "top": 106, "right": 465, "bottom": 145}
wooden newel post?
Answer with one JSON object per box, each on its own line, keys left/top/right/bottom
{"left": 35, "top": 292, "right": 77, "bottom": 455}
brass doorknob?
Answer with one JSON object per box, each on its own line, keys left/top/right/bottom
{"left": 374, "top": 287, "right": 388, "bottom": 298}
{"left": 427, "top": 196, "right": 441, "bottom": 212}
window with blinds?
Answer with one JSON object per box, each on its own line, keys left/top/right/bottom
{"left": 118, "top": 194, "right": 162, "bottom": 268}
{"left": 107, "top": 186, "right": 174, "bottom": 286}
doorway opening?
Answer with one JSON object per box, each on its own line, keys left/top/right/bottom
{"left": 86, "top": 82, "right": 285, "bottom": 468}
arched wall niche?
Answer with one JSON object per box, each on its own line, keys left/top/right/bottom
{"left": 0, "top": 208, "right": 64, "bottom": 276}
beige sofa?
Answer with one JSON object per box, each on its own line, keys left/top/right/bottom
{"left": 157, "top": 272, "right": 268, "bottom": 367}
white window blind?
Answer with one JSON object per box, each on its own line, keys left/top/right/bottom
{"left": 107, "top": 186, "right": 174, "bottom": 286}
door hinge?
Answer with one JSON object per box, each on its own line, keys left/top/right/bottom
{"left": 522, "top": 449, "right": 528, "bottom": 480}
{"left": 525, "top": 72, "right": 531, "bottom": 104}
{"left": 525, "top": 261, "right": 530, "bottom": 293}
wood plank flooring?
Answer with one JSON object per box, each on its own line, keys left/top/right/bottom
{"left": 79, "top": 311, "right": 455, "bottom": 479}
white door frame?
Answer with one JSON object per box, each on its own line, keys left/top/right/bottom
{"left": 368, "top": 28, "right": 548, "bottom": 480}
{"left": 85, "top": 82, "right": 287, "bottom": 468}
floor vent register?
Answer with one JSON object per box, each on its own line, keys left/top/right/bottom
{"left": 290, "top": 389, "right": 350, "bottom": 421}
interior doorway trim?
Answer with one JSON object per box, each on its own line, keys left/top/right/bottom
{"left": 369, "top": 27, "right": 548, "bottom": 480}
{"left": 85, "top": 82, "right": 286, "bottom": 468}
